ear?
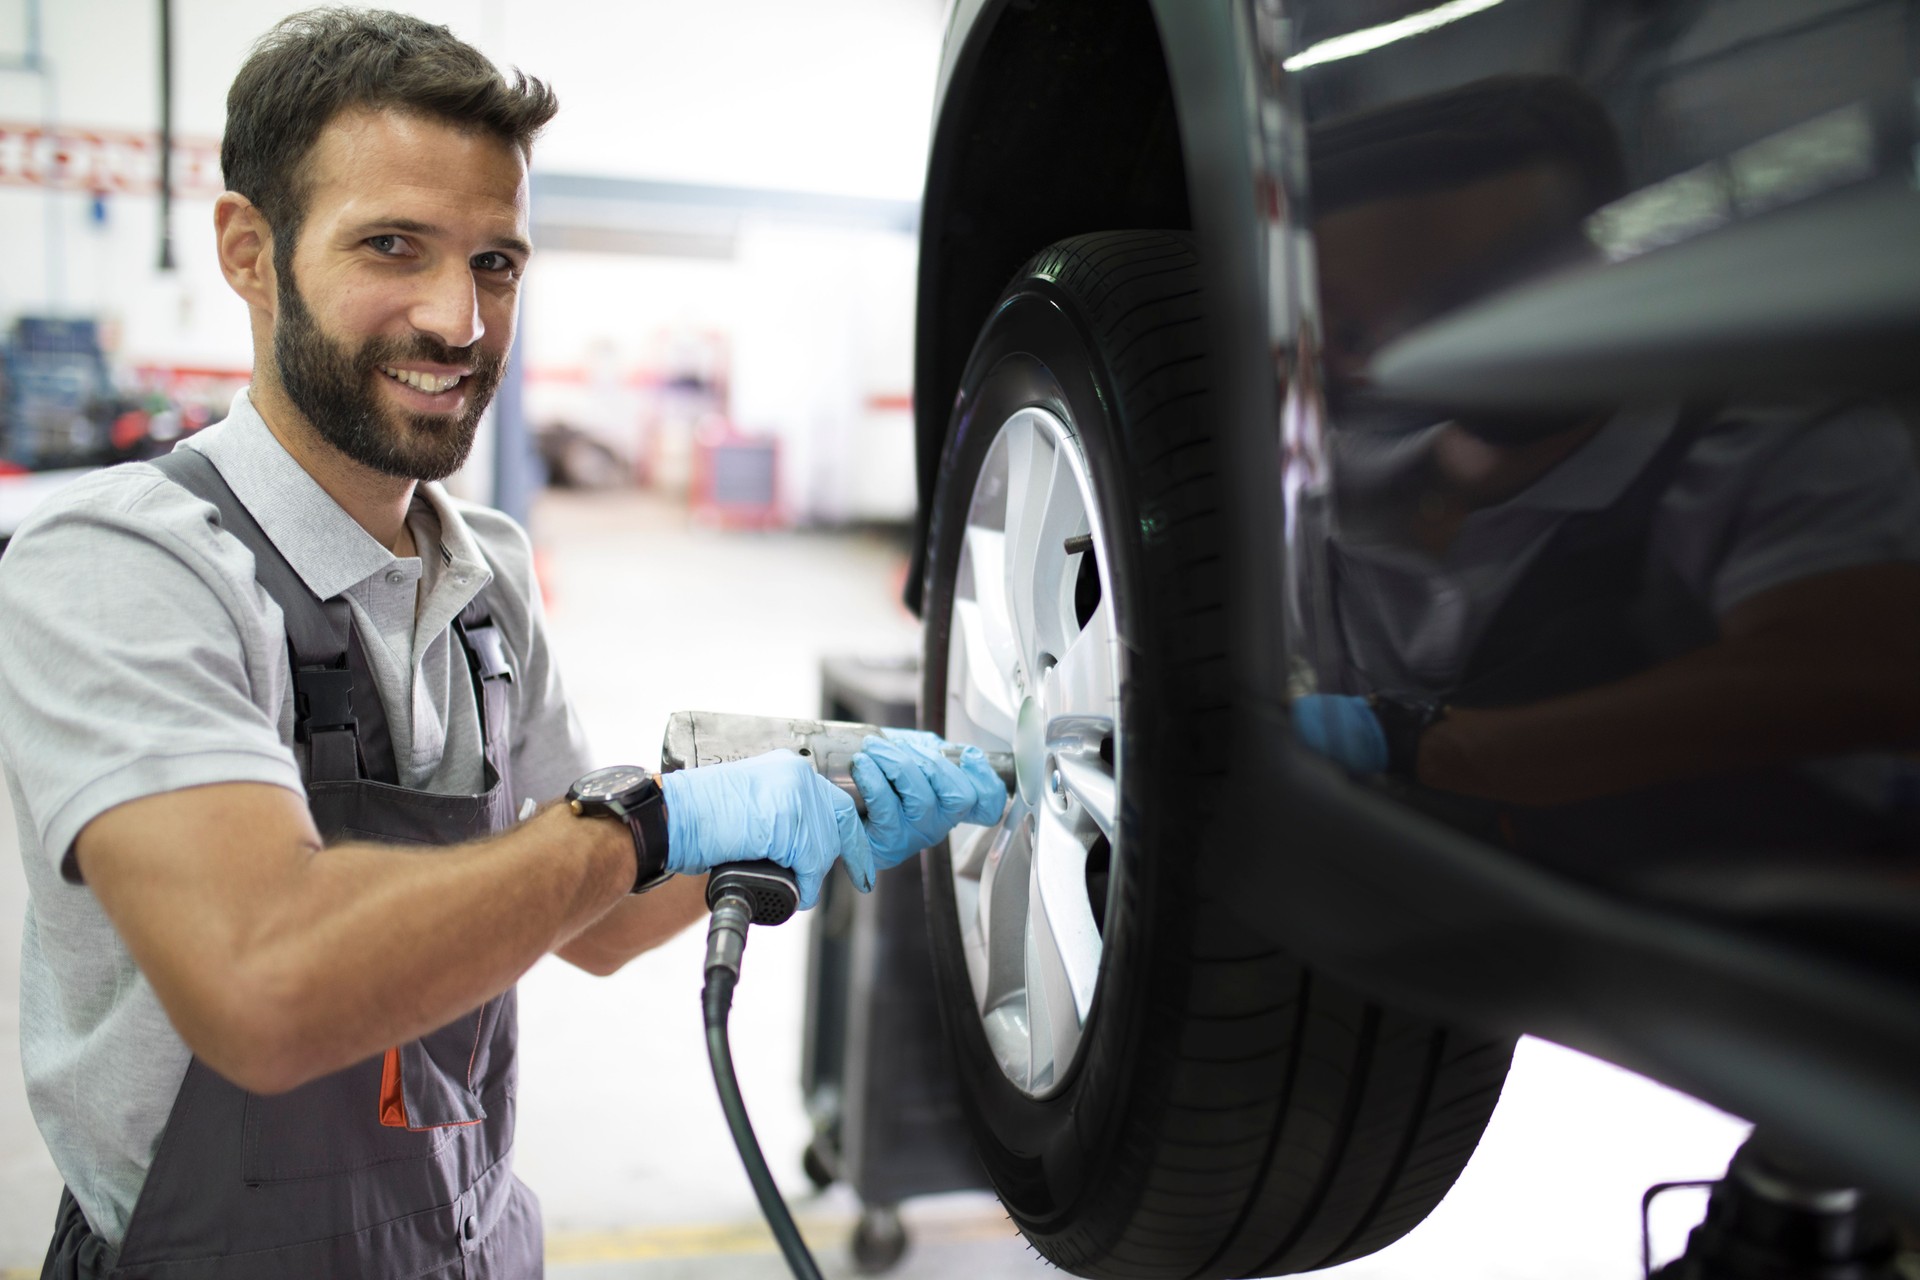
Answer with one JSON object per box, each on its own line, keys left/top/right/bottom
{"left": 214, "top": 193, "right": 278, "bottom": 314}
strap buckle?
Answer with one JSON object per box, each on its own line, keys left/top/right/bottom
{"left": 462, "top": 621, "right": 515, "bottom": 684}
{"left": 294, "top": 667, "right": 357, "bottom": 741}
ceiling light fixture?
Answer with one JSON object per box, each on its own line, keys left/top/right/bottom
{"left": 1283, "top": 0, "right": 1507, "bottom": 72}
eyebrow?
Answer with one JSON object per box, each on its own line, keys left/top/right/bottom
{"left": 354, "top": 217, "right": 534, "bottom": 258}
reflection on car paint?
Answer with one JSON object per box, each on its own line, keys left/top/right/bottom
{"left": 1281, "top": 2, "right": 1920, "bottom": 889}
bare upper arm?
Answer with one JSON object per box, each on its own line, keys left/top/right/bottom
{"left": 74, "top": 782, "right": 322, "bottom": 1082}
{"left": 1720, "top": 562, "right": 1920, "bottom": 650}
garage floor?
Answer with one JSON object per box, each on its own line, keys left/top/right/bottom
{"left": 0, "top": 487, "right": 1750, "bottom": 1279}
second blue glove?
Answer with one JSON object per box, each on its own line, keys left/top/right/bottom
{"left": 850, "top": 730, "right": 1009, "bottom": 875}
{"left": 1291, "top": 694, "right": 1389, "bottom": 774}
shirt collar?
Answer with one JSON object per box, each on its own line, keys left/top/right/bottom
{"left": 187, "top": 388, "right": 493, "bottom": 603}
{"left": 1502, "top": 403, "right": 1682, "bottom": 513}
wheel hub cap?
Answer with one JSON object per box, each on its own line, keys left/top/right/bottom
{"left": 1015, "top": 695, "right": 1047, "bottom": 807}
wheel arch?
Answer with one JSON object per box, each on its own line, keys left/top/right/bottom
{"left": 908, "top": 0, "right": 1274, "bottom": 617}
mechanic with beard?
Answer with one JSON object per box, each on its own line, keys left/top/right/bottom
{"left": 1288, "top": 77, "right": 1920, "bottom": 865}
{"left": 0, "top": 10, "right": 1003, "bottom": 1279}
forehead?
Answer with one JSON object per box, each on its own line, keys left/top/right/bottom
{"left": 299, "top": 107, "right": 529, "bottom": 237}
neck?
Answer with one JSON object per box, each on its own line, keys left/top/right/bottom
{"left": 249, "top": 374, "right": 419, "bottom": 554}
{"left": 1431, "top": 418, "right": 1604, "bottom": 508}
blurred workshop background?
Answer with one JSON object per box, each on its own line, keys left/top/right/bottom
{"left": 0, "top": 2, "right": 1751, "bottom": 1277}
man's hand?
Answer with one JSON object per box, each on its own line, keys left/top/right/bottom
{"left": 852, "top": 730, "right": 1007, "bottom": 875}
{"left": 661, "top": 751, "right": 868, "bottom": 908}
{"left": 658, "top": 734, "right": 1011, "bottom": 908}
{"left": 1291, "top": 694, "right": 1390, "bottom": 774}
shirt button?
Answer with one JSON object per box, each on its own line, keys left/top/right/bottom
{"left": 462, "top": 1213, "right": 478, "bottom": 1242}
{"left": 385, "top": 569, "right": 407, "bottom": 586}
{"left": 455, "top": 574, "right": 470, "bottom": 586}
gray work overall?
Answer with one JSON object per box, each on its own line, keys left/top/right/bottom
{"left": 42, "top": 447, "right": 540, "bottom": 1279}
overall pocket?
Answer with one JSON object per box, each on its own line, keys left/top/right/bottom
{"left": 382, "top": 997, "right": 509, "bottom": 1131}
{"left": 240, "top": 1052, "right": 451, "bottom": 1184}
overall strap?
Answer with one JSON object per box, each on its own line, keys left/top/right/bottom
{"left": 147, "top": 449, "right": 365, "bottom": 782}
{"left": 453, "top": 598, "right": 515, "bottom": 803}
{"left": 1451, "top": 406, "right": 1719, "bottom": 707}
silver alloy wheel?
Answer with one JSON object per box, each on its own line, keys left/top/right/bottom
{"left": 943, "top": 406, "right": 1123, "bottom": 1097}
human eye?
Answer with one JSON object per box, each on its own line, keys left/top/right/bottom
{"left": 472, "top": 251, "right": 521, "bottom": 277}
{"left": 366, "top": 233, "right": 414, "bottom": 257}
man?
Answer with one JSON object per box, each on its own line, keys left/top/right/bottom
{"left": 0, "top": 10, "right": 1002, "bottom": 1278}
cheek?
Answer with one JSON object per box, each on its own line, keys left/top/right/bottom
{"left": 325, "top": 276, "right": 421, "bottom": 341}
{"left": 479, "top": 288, "right": 520, "bottom": 351}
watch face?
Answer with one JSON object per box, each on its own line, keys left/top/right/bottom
{"left": 574, "top": 765, "right": 651, "bottom": 802}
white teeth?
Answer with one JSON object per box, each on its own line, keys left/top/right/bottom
{"left": 382, "top": 367, "right": 463, "bottom": 394}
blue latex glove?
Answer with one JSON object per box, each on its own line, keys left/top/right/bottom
{"left": 1291, "top": 694, "right": 1389, "bottom": 774}
{"left": 849, "top": 730, "right": 1008, "bottom": 875}
{"left": 660, "top": 750, "right": 870, "bottom": 910}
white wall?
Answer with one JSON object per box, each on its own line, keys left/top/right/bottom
{"left": 0, "top": 0, "right": 941, "bottom": 520}
{"left": 485, "top": 0, "right": 944, "bottom": 199}
{"left": 2, "top": 0, "right": 943, "bottom": 192}
{"left": 731, "top": 221, "right": 920, "bottom": 523}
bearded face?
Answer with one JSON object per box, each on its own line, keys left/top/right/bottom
{"left": 272, "top": 261, "right": 505, "bottom": 484}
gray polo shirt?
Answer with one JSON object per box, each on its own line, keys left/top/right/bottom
{"left": 0, "top": 391, "right": 594, "bottom": 1246}
{"left": 1316, "top": 399, "right": 1920, "bottom": 697}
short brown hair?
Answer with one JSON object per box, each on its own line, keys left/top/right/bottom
{"left": 222, "top": 7, "right": 557, "bottom": 253}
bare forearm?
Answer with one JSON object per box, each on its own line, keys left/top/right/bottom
{"left": 80, "top": 788, "right": 638, "bottom": 1094}
{"left": 556, "top": 873, "right": 711, "bottom": 976}
{"left": 1417, "top": 566, "right": 1920, "bottom": 806}
{"left": 235, "top": 805, "right": 632, "bottom": 1085}
{"left": 1419, "top": 641, "right": 1920, "bottom": 806}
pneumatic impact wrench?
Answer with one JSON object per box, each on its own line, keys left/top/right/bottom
{"left": 666, "top": 711, "right": 1014, "bottom": 1279}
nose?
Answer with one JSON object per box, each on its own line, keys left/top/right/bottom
{"left": 410, "top": 259, "right": 484, "bottom": 350}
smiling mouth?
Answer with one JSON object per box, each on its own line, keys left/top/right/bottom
{"left": 381, "top": 366, "right": 465, "bottom": 394}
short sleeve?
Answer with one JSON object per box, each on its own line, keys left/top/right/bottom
{"left": 1666, "top": 404, "right": 1920, "bottom": 616}
{"left": 0, "top": 467, "right": 302, "bottom": 881}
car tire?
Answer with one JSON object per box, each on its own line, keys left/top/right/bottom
{"left": 920, "top": 230, "right": 1514, "bottom": 1278}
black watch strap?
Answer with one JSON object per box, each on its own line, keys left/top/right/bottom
{"left": 568, "top": 767, "right": 673, "bottom": 894}
{"left": 1367, "top": 695, "right": 1447, "bottom": 778}
{"left": 624, "top": 784, "right": 671, "bottom": 894}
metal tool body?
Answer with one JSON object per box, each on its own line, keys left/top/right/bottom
{"left": 662, "top": 710, "right": 1014, "bottom": 815}
{"left": 665, "top": 710, "right": 1013, "bottom": 1280}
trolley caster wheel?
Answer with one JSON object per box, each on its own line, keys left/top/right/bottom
{"left": 851, "top": 1205, "right": 907, "bottom": 1274}
{"left": 802, "top": 1135, "right": 836, "bottom": 1191}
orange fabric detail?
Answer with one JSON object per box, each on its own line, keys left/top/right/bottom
{"left": 379, "top": 1046, "right": 408, "bottom": 1128}
{"left": 379, "top": 1043, "right": 487, "bottom": 1132}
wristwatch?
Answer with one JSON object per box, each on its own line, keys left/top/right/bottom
{"left": 1366, "top": 695, "right": 1448, "bottom": 779}
{"left": 567, "top": 765, "right": 672, "bottom": 893}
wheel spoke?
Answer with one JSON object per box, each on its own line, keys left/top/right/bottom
{"left": 978, "top": 813, "right": 1032, "bottom": 1018}
{"left": 1023, "top": 926, "right": 1057, "bottom": 1092}
{"left": 950, "top": 819, "right": 997, "bottom": 881}
{"left": 963, "top": 526, "right": 1018, "bottom": 675}
{"left": 1004, "top": 422, "right": 1082, "bottom": 673}
{"left": 951, "top": 599, "right": 1018, "bottom": 744}
{"left": 958, "top": 817, "right": 1015, "bottom": 1013}
{"left": 1050, "top": 601, "right": 1118, "bottom": 718}
{"left": 1053, "top": 752, "right": 1117, "bottom": 843}
{"left": 1000, "top": 422, "right": 1050, "bottom": 675}
{"left": 1031, "top": 805, "right": 1101, "bottom": 1026}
